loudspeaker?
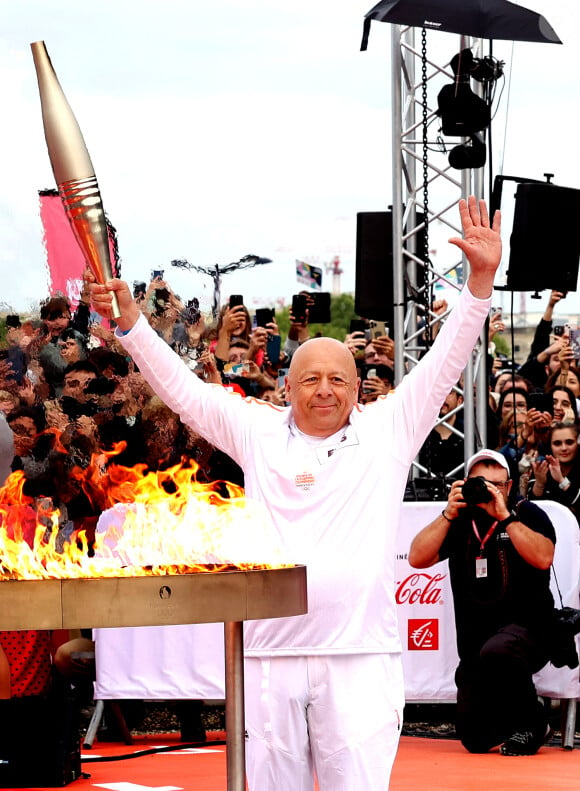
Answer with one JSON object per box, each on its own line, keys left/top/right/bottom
{"left": 507, "top": 182, "right": 580, "bottom": 292}
{"left": 355, "top": 212, "right": 395, "bottom": 325}
{"left": 355, "top": 211, "right": 425, "bottom": 326}
{"left": 0, "top": 683, "right": 81, "bottom": 787}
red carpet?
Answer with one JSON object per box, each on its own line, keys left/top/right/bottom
{"left": 19, "top": 733, "right": 580, "bottom": 791}
{"left": 79, "top": 732, "right": 227, "bottom": 791}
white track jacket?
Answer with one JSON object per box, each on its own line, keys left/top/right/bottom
{"left": 119, "top": 286, "right": 490, "bottom": 657}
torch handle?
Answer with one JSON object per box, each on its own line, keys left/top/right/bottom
{"left": 59, "top": 176, "right": 121, "bottom": 319}
{"left": 110, "top": 292, "right": 122, "bottom": 319}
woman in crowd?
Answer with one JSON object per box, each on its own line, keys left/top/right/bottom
{"left": 496, "top": 386, "right": 529, "bottom": 423}
{"left": 529, "top": 422, "right": 580, "bottom": 526}
{"left": 547, "top": 385, "right": 578, "bottom": 425}
{"left": 212, "top": 300, "right": 268, "bottom": 368}
{"left": 546, "top": 362, "right": 580, "bottom": 411}
{"left": 490, "top": 371, "right": 529, "bottom": 403}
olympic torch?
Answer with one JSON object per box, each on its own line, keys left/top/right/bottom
{"left": 30, "top": 41, "right": 121, "bottom": 318}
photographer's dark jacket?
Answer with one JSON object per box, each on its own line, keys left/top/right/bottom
{"left": 439, "top": 500, "right": 555, "bottom": 661}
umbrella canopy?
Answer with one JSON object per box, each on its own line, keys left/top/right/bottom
{"left": 361, "top": 0, "right": 561, "bottom": 49}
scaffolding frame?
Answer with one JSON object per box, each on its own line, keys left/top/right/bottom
{"left": 390, "top": 25, "right": 489, "bottom": 480}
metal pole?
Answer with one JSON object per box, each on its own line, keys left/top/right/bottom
{"left": 224, "top": 621, "right": 246, "bottom": 791}
{"left": 461, "top": 167, "right": 475, "bottom": 462}
{"left": 472, "top": 70, "right": 488, "bottom": 453}
{"left": 391, "top": 24, "right": 406, "bottom": 386}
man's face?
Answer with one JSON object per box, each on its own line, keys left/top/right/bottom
{"left": 286, "top": 338, "right": 359, "bottom": 438}
{"left": 468, "top": 461, "right": 511, "bottom": 507}
{"left": 228, "top": 347, "right": 247, "bottom": 365}
{"left": 62, "top": 371, "right": 97, "bottom": 402}
{"left": 364, "top": 343, "right": 393, "bottom": 368}
{"left": 439, "top": 390, "right": 462, "bottom": 418}
{"left": 58, "top": 337, "right": 82, "bottom": 364}
{"left": 44, "top": 312, "right": 70, "bottom": 337}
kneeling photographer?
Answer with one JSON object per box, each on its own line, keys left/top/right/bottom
{"left": 409, "top": 449, "right": 556, "bottom": 756}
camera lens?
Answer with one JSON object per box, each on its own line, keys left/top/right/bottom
{"left": 462, "top": 476, "right": 493, "bottom": 507}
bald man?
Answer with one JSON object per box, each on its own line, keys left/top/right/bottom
{"left": 89, "top": 197, "right": 502, "bottom": 791}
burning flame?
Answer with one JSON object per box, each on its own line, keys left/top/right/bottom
{"left": 0, "top": 451, "right": 288, "bottom": 580}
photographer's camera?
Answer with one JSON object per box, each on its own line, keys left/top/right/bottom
{"left": 462, "top": 476, "right": 493, "bottom": 507}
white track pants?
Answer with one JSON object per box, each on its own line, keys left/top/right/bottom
{"left": 244, "top": 653, "right": 404, "bottom": 791}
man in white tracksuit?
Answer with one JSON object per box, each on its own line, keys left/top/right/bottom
{"left": 89, "top": 197, "right": 502, "bottom": 790}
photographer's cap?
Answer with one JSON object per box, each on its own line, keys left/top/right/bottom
{"left": 466, "top": 449, "right": 510, "bottom": 477}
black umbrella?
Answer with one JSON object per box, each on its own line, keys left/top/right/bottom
{"left": 361, "top": 0, "right": 561, "bottom": 49}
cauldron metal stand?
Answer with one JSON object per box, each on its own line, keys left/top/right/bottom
{"left": 0, "top": 566, "right": 307, "bottom": 791}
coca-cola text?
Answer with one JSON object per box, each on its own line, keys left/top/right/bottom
{"left": 396, "top": 572, "right": 446, "bottom": 605}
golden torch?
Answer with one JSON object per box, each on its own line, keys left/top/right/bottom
{"left": 31, "top": 41, "right": 121, "bottom": 318}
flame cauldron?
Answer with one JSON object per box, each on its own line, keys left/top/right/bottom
{"left": 0, "top": 565, "right": 307, "bottom": 791}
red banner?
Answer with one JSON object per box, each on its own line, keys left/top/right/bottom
{"left": 38, "top": 189, "right": 120, "bottom": 308}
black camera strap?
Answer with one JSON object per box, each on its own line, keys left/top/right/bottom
{"left": 550, "top": 565, "right": 565, "bottom": 609}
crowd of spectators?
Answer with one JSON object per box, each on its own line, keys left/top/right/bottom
{"left": 419, "top": 289, "right": 580, "bottom": 531}
{"left": 5, "top": 280, "right": 580, "bottom": 566}
{"left": 2, "top": 276, "right": 580, "bottom": 742}
{"left": 0, "top": 273, "right": 398, "bottom": 709}
{"left": 487, "top": 292, "right": 580, "bottom": 525}
{"left": 0, "top": 275, "right": 399, "bottom": 513}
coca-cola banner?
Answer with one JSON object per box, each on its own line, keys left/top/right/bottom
{"left": 396, "top": 502, "right": 459, "bottom": 700}
{"left": 398, "top": 500, "right": 580, "bottom": 702}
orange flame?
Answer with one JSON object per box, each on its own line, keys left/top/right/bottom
{"left": 0, "top": 453, "right": 288, "bottom": 581}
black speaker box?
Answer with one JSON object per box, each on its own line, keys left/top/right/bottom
{"left": 355, "top": 211, "right": 425, "bottom": 326}
{"left": 507, "top": 182, "right": 580, "bottom": 292}
{"left": 0, "top": 684, "right": 81, "bottom": 787}
{"left": 355, "top": 211, "right": 395, "bottom": 325}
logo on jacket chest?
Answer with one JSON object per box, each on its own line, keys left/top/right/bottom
{"left": 295, "top": 471, "right": 316, "bottom": 491}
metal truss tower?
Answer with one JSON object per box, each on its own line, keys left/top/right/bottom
{"left": 390, "top": 25, "right": 490, "bottom": 483}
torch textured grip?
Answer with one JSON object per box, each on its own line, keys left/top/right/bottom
{"left": 59, "top": 176, "right": 120, "bottom": 317}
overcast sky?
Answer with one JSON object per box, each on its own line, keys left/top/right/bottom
{"left": 1, "top": 0, "right": 579, "bottom": 318}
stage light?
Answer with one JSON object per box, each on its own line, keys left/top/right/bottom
{"left": 447, "top": 133, "right": 486, "bottom": 170}
{"left": 436, "top": 48, "right": 503, "bottom": 171}
{"left": 437, "top": 50, "right": 491, "bottom": 136}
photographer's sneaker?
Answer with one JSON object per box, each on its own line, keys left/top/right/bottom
{"left": 500, "top": 725, "right": 552, "bottom": 756}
